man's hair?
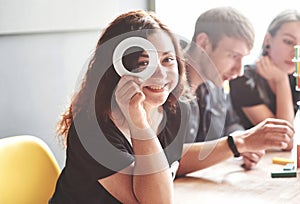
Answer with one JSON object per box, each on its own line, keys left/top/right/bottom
{"left": 191, "top": 7, "right": 255, "bottom": 50}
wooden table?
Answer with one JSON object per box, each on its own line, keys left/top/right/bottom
{"left": 174, "top": 149, "right": 300, "bottom": 204}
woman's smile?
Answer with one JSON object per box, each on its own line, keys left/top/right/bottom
{"left": 144, "top": 84, "right": 168, "bottom": 93}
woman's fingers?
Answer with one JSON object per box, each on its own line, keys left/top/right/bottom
{"left": 115, "top": 76, "right": 142, "bottom": 104}
{"left": 256, "top": 57, "right": 269, "bottom": 78}
{"left": 114, "top": 75, "right": 149, "bottom": 129}
{"left": 256, "top": 56, "right": 286, "bottom": 82}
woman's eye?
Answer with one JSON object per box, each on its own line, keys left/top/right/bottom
{"left": 163, "top": 57, "right": 175, "bottom": 63}
{"left": 132, "top": 61, "right": 148, "bottom": 73}
{"left": 138, "top": 61, "right": 149, "bottom": 67}
{"left": 162, "top": 55, "right": 177, "bottom": 65}
{"left": 283, "top": 39, "right": 295, "bottom": 46}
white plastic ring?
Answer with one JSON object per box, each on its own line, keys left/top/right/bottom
{"left": 112, "top": 37, "right": 158, "bottom": 80}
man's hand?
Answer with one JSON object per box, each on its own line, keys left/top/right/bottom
{"left": 241, "top": 150, "right": 265, "bottom": 170}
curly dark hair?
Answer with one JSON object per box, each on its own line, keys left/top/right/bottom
{"left": 56, "top": 10, "right": 190, "bottom": 142}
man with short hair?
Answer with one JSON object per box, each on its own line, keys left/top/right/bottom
{"left": 184, "top": 7, "right": 262, "bottom": 169}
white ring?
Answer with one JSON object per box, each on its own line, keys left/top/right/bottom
{"left": 112, "top": 37, "right": 158, "bottom": 80}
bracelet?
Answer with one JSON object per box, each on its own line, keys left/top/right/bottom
{"left": 227, "top": 135, "right": 241, "bottom": 158}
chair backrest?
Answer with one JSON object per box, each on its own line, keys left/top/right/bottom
{"left": 0, "top": 135, "right": 61, "bottom": 204}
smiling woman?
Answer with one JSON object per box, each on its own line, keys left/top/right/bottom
{"left": 49, "top": 10, "right": 192, "bottom": 204}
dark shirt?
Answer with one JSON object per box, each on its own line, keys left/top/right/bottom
{"left": 186, "top": 80, "right": 244, "bottom": 143}
{"left": 230, "top": 65, "right": 300, "bottom": 129}
{"left": 50, "top": 99, "right": 193, "bottom": 204}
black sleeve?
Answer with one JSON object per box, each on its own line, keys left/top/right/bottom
{"left": 67, "top": 120, "right": 135, "bottom": 182}
{"left": 229, "top": 75, "right": 264, "bottom": 110}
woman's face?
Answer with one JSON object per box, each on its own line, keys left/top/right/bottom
{"left": 137, "top": 31, "right": 179, "bottom": 107}
{"left": 267, "top": 21, "right": 300, "bottom": 74}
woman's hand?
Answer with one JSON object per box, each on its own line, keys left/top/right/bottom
{"left": 115, "top": 75, "right": 149, "bottom": 129}
{"left": 255, "top": 56, "right": 294, "bottom": 150}
{"left": 256, "top": 56, "right": 286, "bottom": 83}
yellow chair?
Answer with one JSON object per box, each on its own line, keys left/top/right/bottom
{"left": 0, "top": 135, "right": 61, "bottom": 204}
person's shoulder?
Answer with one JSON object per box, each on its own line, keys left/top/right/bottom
{"left": 178, "top": 95, "right": 197, "bottom": 108}
{"left": 244, "top": 64, "right": 256, "bottom": 70}
{"left": 230, "top": 64, "right": 256, "bottom": 85}
{"left": 176, "top": 96, "right": 199, "bottom": 121}
{"left": 243, "top": 64, "right": 258, "bottom": 77}
{"left": 230, "top": 66, "right": 254, "bottom": 93}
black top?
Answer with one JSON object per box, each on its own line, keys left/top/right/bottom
{"left": 50, "top": 99, "right": 193, "bottom": 204}
{"left": 229, "top": 65, "right": 300, "bottom": 129}
{"left": 185, "top": 80, "right": 244, "bottom": 143}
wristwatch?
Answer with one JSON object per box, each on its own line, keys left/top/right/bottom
{"left": 227, "top": 135, "right": 241, "bottom": 158}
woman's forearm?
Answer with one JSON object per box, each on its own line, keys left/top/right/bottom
{"left": 131, "top": 135, "right": 174, "bottom": 204}
{"left": 273, "top": 76, "right": 294, "bottom": 123}
{"left": 273, "top": 76, "right": 294, "bottom": 150}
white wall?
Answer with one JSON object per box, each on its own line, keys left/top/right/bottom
{"left": 0, "top": 0, "right": 118, "bottom": 34}
{"left": 156, "top": 0, "right": 300, "bottom": 64}
{"left": 0, "top": 0, "right": 149, "bottom": 168}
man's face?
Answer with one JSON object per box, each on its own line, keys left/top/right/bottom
{"left": 204, "top": 36, "right": 250, "bottom": 84}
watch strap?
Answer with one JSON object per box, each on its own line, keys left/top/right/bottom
{"left": 227, "top": 135, "right": 241, "bottom": 158}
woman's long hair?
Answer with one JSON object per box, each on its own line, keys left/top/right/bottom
{"left": 56, "top": 10, "right": 189, "bottom": 143}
